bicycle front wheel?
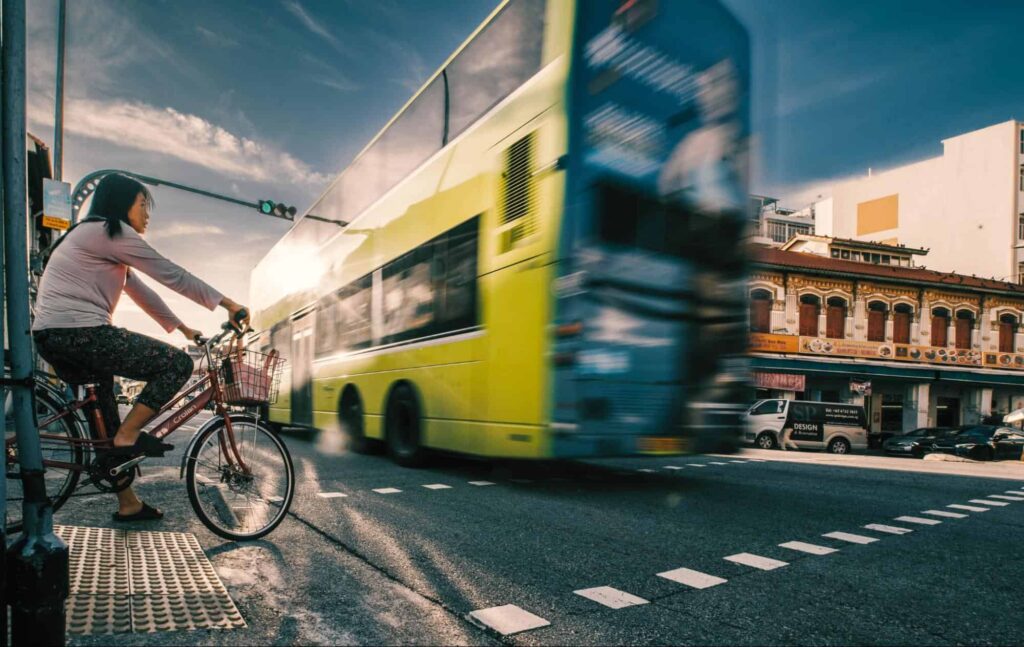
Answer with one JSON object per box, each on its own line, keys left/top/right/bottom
{"left": 185, "top": 414, "right": 294, "bottom": 541}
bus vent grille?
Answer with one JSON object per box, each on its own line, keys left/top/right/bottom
{"left": 500, "top": 132, "right": 538, "bottom": 250}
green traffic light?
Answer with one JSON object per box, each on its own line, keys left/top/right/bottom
{"left": 260, "top": 201, "right": 274, "bottom": 214}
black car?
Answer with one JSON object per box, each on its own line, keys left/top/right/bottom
{"left": 882, "top": 427, "right": 957, "bottom": 458}
{"left": 929, "top": 425, "right": 1024, "bottom": 461}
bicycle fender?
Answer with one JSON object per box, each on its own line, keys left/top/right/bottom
{"left": 178, "top": 413, "right": 259, "bottom": 479}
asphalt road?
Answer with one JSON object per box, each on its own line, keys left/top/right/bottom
{"left": 57, "top": 410, "right": 1024, "bottom": 646}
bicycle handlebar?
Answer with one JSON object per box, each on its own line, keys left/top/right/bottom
{"left": 193, "top": 308, "right": 250, "bottom": 347}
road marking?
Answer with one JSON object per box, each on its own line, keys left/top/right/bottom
{"left": 574, "top": 586, "right": 649, "bottom": 609}
{"left": 708, "top": 462, "right": 729, "bottom": 466}
{"left": 686, "top": 464, "right": 706, "bottom": 468}
{"left": 988, "top": 494, "right": 1024, "bottom": 501}
{"left": 746, "top": 459, "right": 767, "bottom": 462}
{"left": 948, "top": 504, "right": 988, "bottom": 512}
{"left": 1008, "top": 490, "right": 1024, "bottom": 495}
{"left": 469, "top": 481, "right": 495, "bottom": 486}
{"left": 637, "top": 469, "right": 655, "bottom": 473}
{"left": 728, "top": 460, "right": 747, "bottom": 464}
{"left": 468, "top": 605, "right": 550, "bottom": 636}
{"left": 316, "top": 492, "right": 347, "bottom": 499}
{"left": 864, "top": 523, "right": 913, "bottom": 535}
{"left": 422, "top": 484, "right": 452, "bottom": 490}
{"left": 658, "top": 567, "right": 727, "bottom": 589}
{"left": 372, "top": 488, "right": 402, "bottom": 494}
{"left": 663, "top": 466, "right": 683, "bottom": 470}
{"left": 779, "top": 541, "right": 837, "bottom": 555}
{"left": 894, "top": 516, "right": 941, "bottom": 526}
{"left": 922, "top": 509, "right": 967, "bottom": 519}
{"left": 724, "top": 553, "right": 788, "bottom": 571}
{"left": 822, "top": 531, "right": 878, "bottom": 545}
{"left": 969, "top": 499, "right": 1008, "bottom": 507}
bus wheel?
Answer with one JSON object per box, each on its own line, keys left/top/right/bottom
{"left": 756, "top": 432, "right": 777, "bottom": 450}
{"left": 827, "top": 437, "right": 851, "bottom": 454}
{"left": 386, "top": 383, "right": 428, "bottom": 468}
{"left": 339, "top": 387, "right": 379, "bottom": 455}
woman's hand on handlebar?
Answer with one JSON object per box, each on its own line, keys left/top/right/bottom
{"left": 220, "top": 298, "right": 250, "bottom": 333}
{"left": 177, "top": 324, "right": 204, "bottom": 344}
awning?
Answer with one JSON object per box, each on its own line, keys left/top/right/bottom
{"left": 749, "top": 355, "right": 1024, "bottom": 387}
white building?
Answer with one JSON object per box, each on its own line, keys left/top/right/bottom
{"left": 814, "top": 120, "right": 1024, "bottom": 282}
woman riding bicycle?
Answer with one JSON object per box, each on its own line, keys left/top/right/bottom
{"left": 32, "top": 173, "right": 249, "bottom": 522}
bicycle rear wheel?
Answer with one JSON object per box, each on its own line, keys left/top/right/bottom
{"left": 185, "top": 414, "right": 294, "bottom": 541}
{"left": 5, "top": 377, "right": 85, "bottom": 533}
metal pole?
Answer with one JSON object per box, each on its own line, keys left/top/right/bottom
{"left": 0, "top": 4, "right": 7, "bottom": 644}
{"left": 2, "top": 0, "right": 69, "bottom": 643}
{"left": 52, "top": 0, "right": 66, "bottom": 181}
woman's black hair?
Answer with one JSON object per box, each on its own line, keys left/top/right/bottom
{"left": 87, "top": 173, "right": 154, "bottom": 238}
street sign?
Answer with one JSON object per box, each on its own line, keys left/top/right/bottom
{"left": 42, "top": 178, "right": 72, "bottom": 230}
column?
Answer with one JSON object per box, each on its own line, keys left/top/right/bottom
{"left": 903, "top": 382, "right": 931, "bottom": 431}
{"left": 963, "top": 388, "right": 987, "bottom": 425}
{"left": 852, "top": 297, "right": 866, "bottom": 341}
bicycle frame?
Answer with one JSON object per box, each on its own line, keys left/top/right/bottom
{"left": 8, "top": 345, "right": 251, "bottom": 477}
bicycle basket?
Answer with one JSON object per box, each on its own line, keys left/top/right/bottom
{"left": 217, "top": 346, "right": 284, "bottom": 406}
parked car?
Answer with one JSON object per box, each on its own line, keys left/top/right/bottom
{"left": 882, "top": 427, "right": 957, "bottom": 458}
{"left": 116, "top": 394, "right": 130, "bottom": 405}
{"left": 745, "top": 399, "right": 868, "bottom": 454}
{"left": 929, "top": 425, "right": 1024, "bottom": 461}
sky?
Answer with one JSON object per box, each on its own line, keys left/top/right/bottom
{"left": 22, "top": 0, "right": 1024, "bottom": 346}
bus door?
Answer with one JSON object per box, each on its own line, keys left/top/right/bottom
{"left": 291, "top": 312, "right": 315, "bottom": 427}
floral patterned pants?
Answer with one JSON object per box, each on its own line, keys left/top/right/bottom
{"left": 34, "top": 326, "right": 193, "bottom": 437}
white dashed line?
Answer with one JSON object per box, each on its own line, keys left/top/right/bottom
{"left": 746, "top": 459, "right": 767, "bottom": 462}
{"left": 686, "top": 464, "right": 706, "bottom": 468}
{"left": 373, "top": 488, "right": 402, "bottom": 494}
{"left": 1007, "top": 490, "right": 1024, "bottom": 495}
{"left": 948, "top": 504, "right": 988, "bottom": 512}
{"left": 663, "top": 466, "right": 683, "bottom": 470}
{"left": 316, "top": 492, "right": 348, "bottom": 499}
{"left": 728, "top": 460, "right": 747, "bottom": 464}
{"left": 422, "top": 484, "right": 452, "bottom": 490}
{"left": 637, "top": 469, "right": 655, "bottom": 473}
{"left": 708, "top": 462, "right": 729, "bottom": 466}
{"left": 864, "top": 523, "right": 913, "bottom": 535}
{"left": 657, "top": 567, "right": 728, "bottom": 589}
{"left": 724, "top": 553, "right": 788, "bottom": 571}
{"left": 779, "top": 541, "right": 838, "bottom": 555}
{"left": 822, "top": 531, "right": 878, "bottom": 545}
{"left": 970, "top": 499, "right": 1008, "bottom": 507}
{"left": 468, "top": 605, "right": 550, "bottom": 636}
{"left": 894, "top": 516, "right": 941, "bottom": 526}
{"left": 989, "top": 494, "right": 1024, "bottom": 501}
{"left": 922, "top": 509, "right": 967, "bottom": 519}
{"left": 574, "top": 586, "right": 649, "bottom": 609}
{"left": 469, "top": 481, "right": 496, "bottom": 486}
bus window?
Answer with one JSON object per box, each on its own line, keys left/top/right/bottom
{"left": 316, "top": 274, "right": 373, "bottom": 358}
{"left": 445, "top": 0, "right": 545, "bottom": 140}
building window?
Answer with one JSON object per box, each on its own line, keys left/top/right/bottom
{"left": 954, "top": 310, "right": 974, "bottom": 350}
{"left": 831, "top": 249, "right": 840, "bottom": 258}
{"left": 840, "top": 249, "right": 850, "bottom": 259}
{"left": 881, "top": 254, "right": 891, "bottom": 264}
{"left": 749, "top": 289, "right": 773, "bottom": 333}
{"left": 931, "top": 307, "right": 950, "bottom": 347}
{"left": 849, "top": 252, "right": 860, "bottom": 262}
{"left": 867, "top": 301, "right": 888, "bottom": 342}
{"left": 870, "top": 253, "right": 881, "bottom": 264}
{"left": 893, "top": 303, "right": 913, "bottom": 344}
{"left": 1000, "top": 314, "right": 1018, "bottom": 353}
{"left": 1020, "top": 128, "right": 1024, "bottom": 154}
{"left": 826, "top": 296, "right": 847, "bottom": 339}
{"left": 1019, "top": 214, "right": 1024, "bottom": 240}
{"left": 799, "top": 294, "right": 820, "bottom": 336}
{"left": 1019, "top": 262, "right": 1024, "bottom": 285}
{"left": 1020, "top": 165, "right": 1024, "bottom": 191}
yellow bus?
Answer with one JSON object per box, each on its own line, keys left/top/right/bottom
{"left": 251, "top": 0, "right": 751, "bottom": 465}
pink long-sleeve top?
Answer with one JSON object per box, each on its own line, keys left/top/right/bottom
{"left": 32, "top": 220, "right": 223, "bottom": 333}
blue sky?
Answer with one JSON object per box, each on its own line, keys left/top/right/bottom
{"left": 24, "top": 0, "right": 1024, "bottom": 343}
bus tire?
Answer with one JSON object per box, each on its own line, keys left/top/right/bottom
{"left": 339, "top": 386, "right": 380, "bottom": 455}
{"left": 385, "top": 383, "right": 427, "bottom": 468}
{"left": 755, "top": 431, "right": 777, "bottom": 450}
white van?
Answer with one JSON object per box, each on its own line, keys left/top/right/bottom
{"left": 744, "top": 399, "right": 868, "bottom": 454}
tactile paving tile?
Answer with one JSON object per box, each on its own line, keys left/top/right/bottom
{"left": 56, "top": 525, "right": 130, "bottom": 595}
{"left": 53, "top": 526, "right": 245, "bottom": 634}
{"left": 65, "top": 594, "right": 132, "bottom": 635}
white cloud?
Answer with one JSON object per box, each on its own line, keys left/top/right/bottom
{"left": 32, "top": 96, "right": 330, "bottom": 187}
{"left": 147, "top": 223, "right": 227, "bottom": 241}
{"left": 284, "top": 1, "right": 343, "bottom": 51}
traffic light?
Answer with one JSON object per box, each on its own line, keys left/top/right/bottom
{"left": 257, "top": 200, "right": 297, "bottom": 220}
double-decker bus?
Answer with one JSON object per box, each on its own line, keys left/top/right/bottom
{"left": 251, "top": 0, "right": 751, "bottom": 465}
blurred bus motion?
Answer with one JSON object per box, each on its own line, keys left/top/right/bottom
{"left": 250, "top": 0, "right": 751, "bottom": 465}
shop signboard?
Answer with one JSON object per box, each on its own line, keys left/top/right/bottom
{"left": 983, "top": 352, "right": 1024, "bottom": 370}
{"left": 749, "top": 332, "right": 984, "bottom": 367}
{"left": 850, "top": 379, "right": 872, "bottom": 396}
{"left": 752, "top": 371, "right": 805, "bottom": 391}
{"left": 749, "top": 333, "right": 799, "bottom": 353}
{"left": 892, "top": 345, "right": 981, "bottom": 366}
{"left": 797, "top": 337, "right": 892, "bottom": 359}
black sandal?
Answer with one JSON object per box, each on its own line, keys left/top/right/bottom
{"left": 107, "top": 432, "right": 174, "bottom": 458}
{"left": 112, "top": 501, "right": 164, "bottom": 522}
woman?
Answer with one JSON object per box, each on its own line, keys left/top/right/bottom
{"left": 32, "top": 173, "right": 249, "bottom": 521}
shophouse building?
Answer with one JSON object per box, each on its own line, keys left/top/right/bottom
{"left": 748, "top": 237, "right": 1024, "bottom": 438}
{"left": 812, "top": 119, "right": 1024, "bottom": 282}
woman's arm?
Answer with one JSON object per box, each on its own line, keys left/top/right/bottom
{"left": 108, "top": 227, "right": 224, "bottom": 310}
{"left": 123, "top": 270, "right": 184, "bottom": 333}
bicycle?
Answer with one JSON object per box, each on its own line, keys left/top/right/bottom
{"left": 4, "top": 316, "right": 294, "bottom": 541}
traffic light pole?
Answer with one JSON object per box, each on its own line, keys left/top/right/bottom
{"left": 70, "top": 169, "right": 297, "bottom": 224}
{"left": 3, "top": 0, "right": 70, "bottom": 644}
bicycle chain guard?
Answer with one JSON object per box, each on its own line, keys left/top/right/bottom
{"left": 88, "top": 454, "right": 137, "bottom": 493}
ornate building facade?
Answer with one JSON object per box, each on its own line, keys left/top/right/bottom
{"left": 749, "top": 243, "right": 1024, "bottom": 439}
